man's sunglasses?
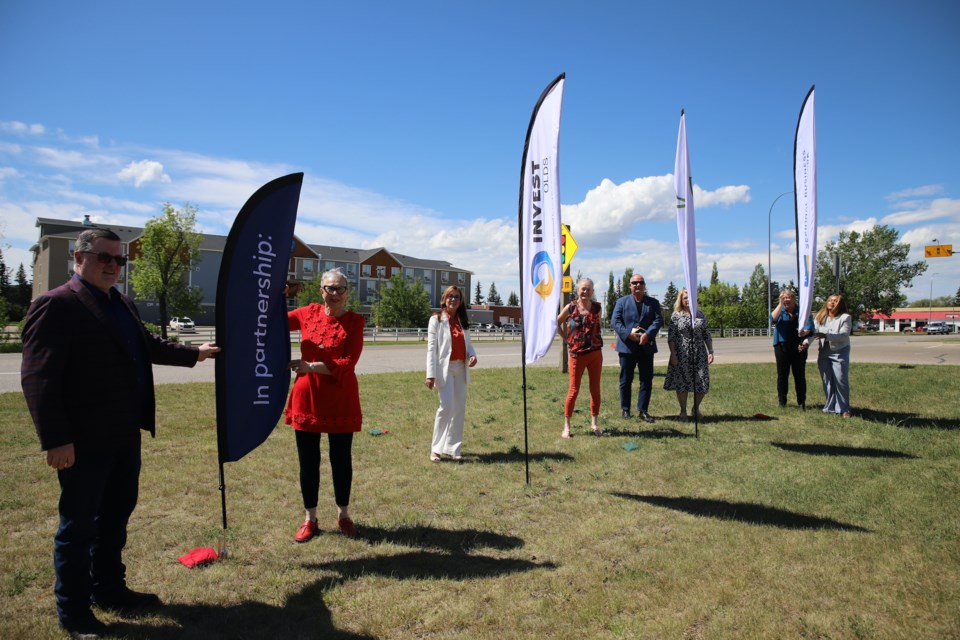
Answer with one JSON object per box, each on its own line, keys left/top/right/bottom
{"left": 81, "top": 251, "right": 128, "bottom": 266}
{"left": 630, "top": 281, "right": 645, "bottom": 286}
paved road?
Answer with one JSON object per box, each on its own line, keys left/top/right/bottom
{"left": 2, "top": 335, "right": 958, "bottom": 394}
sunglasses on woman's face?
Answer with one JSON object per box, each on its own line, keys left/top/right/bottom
{"left": 322, "top": 285, "right": 348, "bottom": 294}
{"left": 80, "top": 251, "right": 128, "bottom": 266}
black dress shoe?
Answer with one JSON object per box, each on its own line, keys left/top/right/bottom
{"left": 60, "top": 611, "right": 108, "bottom": 639}
{"left": 639, "top": 412, "right": 656, "bottom": 424}
{"left": 92, "top": 587, "right": 161, "bottom": 613}
{"left": 621, "top": 409, "right": 631, "bottom": 419}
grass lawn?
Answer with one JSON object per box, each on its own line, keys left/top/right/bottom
{"left": 1, "top": 363, "right": 958, "bottom": 639}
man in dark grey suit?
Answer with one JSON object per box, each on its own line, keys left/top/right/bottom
{"left": 21, "top": 228, "right": 218, "bottom": 638}
{"left": 611, "top": 274, "right": 662, "bottom": 423}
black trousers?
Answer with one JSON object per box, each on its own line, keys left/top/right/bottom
{"left": 774, "top": 343, "right": 808, "bottom": 406}
{"left": 54, "top": 439, "right": 141, "bottom": 621}
{"left": 295, "top": 431, "right": 353, "bottom": 509}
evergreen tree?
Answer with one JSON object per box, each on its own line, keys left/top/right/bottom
{"left": 620, "top": 268, "right": 634, "bottom": 299}
{"left": 474, "top": 281, "right": 484, "bottom": 305}
{"left": 0, "top": 248, "right": 9, "bottom": 302}
{"left": 710, "top": 262, "right": 720, "bottom": 286}
{"left": 15, "top": 263, "right": 31, "bottom": 309}
{"left": 662, "top": 281, "right": 679, "bottom": 326}
{"left": 487, "top": 282, "right": 503, "bottom": 305}
{"left": 605, "top": 271, "right": 617, "bottom": 324}
{"left": 507, "top": 291, "right": 519, "bottom": 306}
{"left": 954, "top": 286, "right": 960, "bottom": 306}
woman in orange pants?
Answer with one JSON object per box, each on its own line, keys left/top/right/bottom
{"left": 557, "top": 277, "right": 604, "bottom": 437}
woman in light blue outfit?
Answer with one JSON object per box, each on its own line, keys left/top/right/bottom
{"left": 813, "top": 294, "right": 852, "bottom": 417}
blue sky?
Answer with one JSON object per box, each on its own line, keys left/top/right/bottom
{"left": 2, "top": 0, "right": 959, "bottom": 303}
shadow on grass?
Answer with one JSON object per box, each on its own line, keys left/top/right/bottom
{"left": 360, "top": 524, "right": 524, "bottom": 553}
{"left": 110, "top": 545, "right": 553, "bottom": 638}
{"left": 771, "top": 442, "right": 919, "bottom": 459}
{"left": 305, "top": 549, "right": 556, "bottom": 582}
{"left": 602, "top": 426, "right": 694, "bottom": 439}
{"left": 468, "top": 449, "right": 575, "bottom": 464}
{"left": 612, "top": 493, "right": 870, "bottom": 532}
{"left": 854, "top": 408, "right": 959, "bottom": 430}
{"left": 110, "top": 576, "right": 372, "bottom": 639}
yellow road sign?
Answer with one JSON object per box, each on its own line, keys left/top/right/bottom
{"left": 561, "top": 224, "right": 579, "bottom": 275}
{"left": 562, "top": 275, "right": 573, "bottom": 293}
{"left": 925, "top": 244, "right": 953, "bottom": 258}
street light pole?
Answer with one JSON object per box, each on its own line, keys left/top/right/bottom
{"left": 767, "top": 190, "right": 794, "bottom": 334}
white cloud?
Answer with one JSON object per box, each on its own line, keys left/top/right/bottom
{"left": 560, "top": 175, "right": 751, "bottom": 249}
{"left": 117, "top": 160, "right": 171, "bottom": 187}
{"left": 0, "top": 121, "right": 46, "bottom": 135}
{"left": 881, "top": 197, "right": 960, "bottom": 226}
{"left": 0, "top": 167, "right": 20, "bottom": 181}
{"left": 886, "top": 185, "right": 943, "bottom": 201}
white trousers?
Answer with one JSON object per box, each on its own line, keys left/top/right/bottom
{"left": 432, "top": 360, "right": 467, "bottom": 457}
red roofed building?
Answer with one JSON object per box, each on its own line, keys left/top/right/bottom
{"left": 866, "top": 307, "right": 960, "bottom": 332}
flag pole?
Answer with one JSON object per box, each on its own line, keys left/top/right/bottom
{"left": 517, "top": 73, "right": 566, "bottom": 485}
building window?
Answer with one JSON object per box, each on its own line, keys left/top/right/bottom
{"left": 377, "top": 266, "right": 386, "bottom": 278}
{"left": 405, "top": 268, "right": 414, "bottom": 281}
{"left": 303, "top": 260, "right": 313, "bottom": 273}
{"left": 326, "top": 261, "right": 337, "bottom": 270}
{"left": 346, "top": 263, "right": 357, "bottom": 276}
{"left": 457, "top": 272, "right": 465, "bottom": 285}
{"left": 424, "top": 271, "right": 432, "bottom": 283}
{"left": 441, "top": 271, "right": 449, "bottom": 284}
{"left": 362, "top": 264, "right": 371, "bottom": 277}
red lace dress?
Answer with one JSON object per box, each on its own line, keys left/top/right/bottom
{"left": 285, "top": 304, "right": 364, "bottom": 433}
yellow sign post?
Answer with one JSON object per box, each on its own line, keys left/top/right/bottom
{"left": 561, "top": 224, "right": 579, "bottom": 275}
{"left": 925, "top": 244, "right": 954, "bottom": 258}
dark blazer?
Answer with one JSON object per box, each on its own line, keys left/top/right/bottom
{"left": 21, "top": 277, "right": 199, "bottom": 451}
{"left": 612, "top": 294, "right": 663, "bottom": 356}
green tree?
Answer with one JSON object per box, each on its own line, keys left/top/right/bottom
{"left": 371, "top": 274, "right": 431, "bottom": 328}
{"left": 474, "top": 281, "right": 484, "bottom": 305}
{"left": 709, "top": 262, "right": 720, "bottom": 286}
{"left": 740, "top": 264, "right": 769, "bottom": 328}
{"left": 487, "top": 282, "right": 503, "bottom": 305}
{"left": 507, "top": 291, "right": 519, "bottom": 306}
{"left": 620, "top": 268, "right": 634, "bottom": 300}
{"left": 0, "top": 248, "right": 9, "bottom": 303}
{"left": 955, "top": 286, "right": 960, "bottom": 306}
{"left": 662, "top": 281, "right": 679, "bottom": 326}
{"left": 129, "top": 203, "right": 204, "bottom": 339}
{"left": 814, "top": 225, "right": 927, "bottom": 320}
{"left": 908, "top": 296, "right": 953, "bottom": 308}
{"left": 14, "top": 263, "right": 31, "bottom": 310}
{"left": 604, "top": 272, "right": 617, "bottom": 324}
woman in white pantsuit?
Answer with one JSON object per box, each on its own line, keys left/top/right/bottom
{"left": 814, "top": 294, "right": 852, "bottom": 417}
{"left": 425, "top": 286, "right": 478, "bottom": 462}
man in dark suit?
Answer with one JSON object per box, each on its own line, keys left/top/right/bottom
{"left": 21, "top": 228, "right": 219, "bottom": 638}
{"left": 612, "top": 273, "right": 663, "bottom": 423}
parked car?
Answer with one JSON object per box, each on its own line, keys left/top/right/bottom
{"left": 902, "top": 326, "right": 919, "bottom": 333}
{"left": 169, "top": 317, "right": 196, "bottom": 332}
{"left": 926, "top": 321, "right": 950, "bottom": 335}
{"left": 500, "top": 323, "right": 522, "bottom": 333}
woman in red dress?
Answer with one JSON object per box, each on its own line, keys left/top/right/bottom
{"left": 286, "top": 268, "right": 364, "bottom": 542}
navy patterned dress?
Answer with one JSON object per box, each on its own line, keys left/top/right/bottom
{"left": 663, "top": 311, "right": 711, "bottom": 393}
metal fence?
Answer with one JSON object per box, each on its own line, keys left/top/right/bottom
{"left": 168, "top": 326, "right": 769, "bottom": 345}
